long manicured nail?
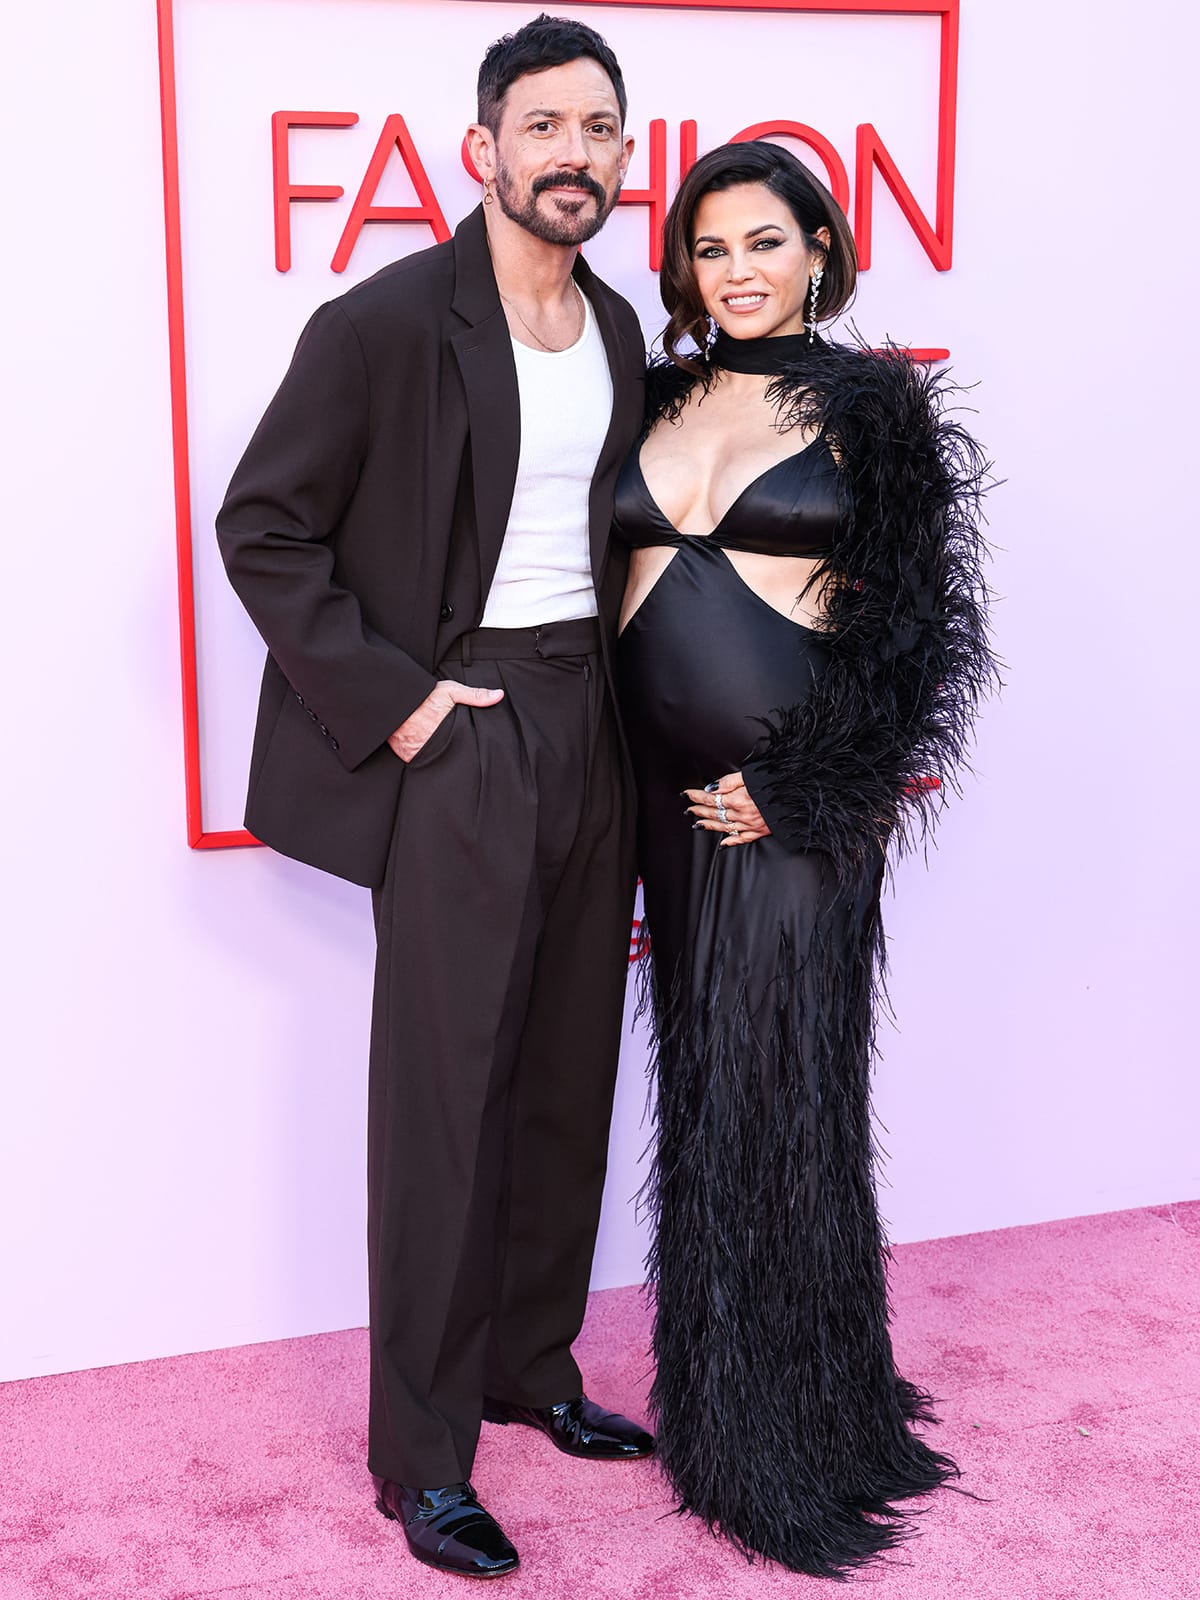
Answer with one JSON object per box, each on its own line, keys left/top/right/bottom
{"left": 704, "top": 781, "right": 719, "bottom": 792}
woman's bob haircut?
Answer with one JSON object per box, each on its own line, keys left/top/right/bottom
{"left": 660, "top": 141, "right": 858, "bottom": 374}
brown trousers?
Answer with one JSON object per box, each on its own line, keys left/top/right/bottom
{"left": 366, "top": 619, "right": 636, "bottom": 1485}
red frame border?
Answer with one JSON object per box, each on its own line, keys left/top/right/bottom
{"left": 156, "top": 0, "right": 960, "bottom": 850}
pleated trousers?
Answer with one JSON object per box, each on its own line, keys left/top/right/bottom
{"left": 366, "top": 618, "right": 636, "bottom": 1486}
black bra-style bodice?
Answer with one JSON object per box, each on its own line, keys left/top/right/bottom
{"left": 612, "top": 436, "right": 846, "bottom": 557}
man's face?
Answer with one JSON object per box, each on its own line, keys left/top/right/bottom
{"left": 485, "top": 58, "right": 633, "bottom": 246}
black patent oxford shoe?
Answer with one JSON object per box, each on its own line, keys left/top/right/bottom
{"left": 482, "top": 1394, "right": 655, "bottom": 1460}
{"left": 373, "top": 1477, "right": 519, "bottom": 1579}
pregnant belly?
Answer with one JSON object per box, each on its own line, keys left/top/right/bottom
{"left": 616, "top": 539, "right": 830, "bottom": 783}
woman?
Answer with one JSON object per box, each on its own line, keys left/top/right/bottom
{"left": 613, "top": 141, "right": 995, "bottom": 1576}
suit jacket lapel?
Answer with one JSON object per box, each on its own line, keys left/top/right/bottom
{"left": 450, "top": 208, "right": 520, "bottom": 609}
{"left": 575, "top": 255, "right": 643, "bottom": 586}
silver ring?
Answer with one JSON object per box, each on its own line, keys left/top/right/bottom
{"left": 715, "top": 797, "right": 729, "bottom": 824}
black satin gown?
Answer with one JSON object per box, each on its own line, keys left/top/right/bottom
{"left": 614, "top": 437, "right": 954, "bottom": 1577}
{"left": 615, "top": 437, "right": 841, "bottom": 986}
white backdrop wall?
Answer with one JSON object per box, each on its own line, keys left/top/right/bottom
{"left": 2, "top": 0, "right": 1196, "bottom": 1382}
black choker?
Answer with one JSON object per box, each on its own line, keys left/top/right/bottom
{"left": 709, "top": 329, "right": 821, "bottom": 375}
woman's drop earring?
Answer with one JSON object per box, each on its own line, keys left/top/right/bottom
{"left": 808, "top": 266, "right": 824, "bottom": 346}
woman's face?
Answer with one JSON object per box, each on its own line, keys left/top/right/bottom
{"left": 690, "top": 182, "right": 830, "bottom": 341}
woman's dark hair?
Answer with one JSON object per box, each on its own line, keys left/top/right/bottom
{"left": 660, "top": 141, "right": 858, "bottom": 374}
{"left": 477, "top": 13, "right": 627, "bottom": 134}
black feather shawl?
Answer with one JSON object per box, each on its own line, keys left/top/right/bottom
{"left": 644, "top": 341, "right": 998, "bottom": 879}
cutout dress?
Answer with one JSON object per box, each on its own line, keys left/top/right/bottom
{"left": 613, "top": 333, "right": 994, "bottom": 1576}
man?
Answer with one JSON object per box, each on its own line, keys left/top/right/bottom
{"left": 216, "top": 15, "right": 650, "bottom": 1580}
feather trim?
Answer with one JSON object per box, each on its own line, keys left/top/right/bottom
{"left": 640, "top": 871, "right": 957, "bottom": 1578}
{"left": 645, "top": 341, "right": 999, "bottom": 878}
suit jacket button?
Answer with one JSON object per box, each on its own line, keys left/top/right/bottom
{"left": 439, "top": 602, "right": 454, "bottom": 622}
{"left": 296, "top": 693, "right": 305, "bottom": 706}
{"left": 319, "top": 724, "right": 329, "bottom": 736}
{"left": 308, "top": 709, "right": 318, "bottom": 722}
{"left": 329, "top": 736, "right": 339, "bottom": 752}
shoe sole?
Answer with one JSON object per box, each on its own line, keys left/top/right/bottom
{"left": 376, "top": 1497, "right": 520, "bottom": 1579}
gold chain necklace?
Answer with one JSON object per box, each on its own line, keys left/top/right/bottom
{"left": 499, "top": 279, "right": 584, "bottom": 353}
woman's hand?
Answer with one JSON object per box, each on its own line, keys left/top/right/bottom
{"left": 683, "top": 771, "right": 771, "bottom": 848}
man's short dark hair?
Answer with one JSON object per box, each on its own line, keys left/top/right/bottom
{"left": 477, "top": 13, "right": 627, "bottom": 133}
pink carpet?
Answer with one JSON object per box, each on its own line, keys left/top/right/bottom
{"left": 4, "top": 1202, "right": 1198, "bottom": 1600}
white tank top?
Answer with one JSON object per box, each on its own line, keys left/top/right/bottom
{"left": 480, "top": 290, "right": 613, "bottom": 628}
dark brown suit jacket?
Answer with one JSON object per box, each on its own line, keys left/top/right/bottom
{"left": 216, "top": 206, "right": 646, "bottom": 888}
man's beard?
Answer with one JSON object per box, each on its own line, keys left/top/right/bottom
{"left": 494, "top": 165, "right": 618, "bottom": 245}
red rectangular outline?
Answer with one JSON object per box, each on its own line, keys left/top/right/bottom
{"left": 157, "top": 0, "right": 959, "bottom": 849}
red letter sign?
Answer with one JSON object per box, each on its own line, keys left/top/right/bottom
{"left": 331, "top": 114, "right": 451, "bottom": 273}
{"left": 855, "top": 122, "right": 952, "bottom": 271}
{"left": 272, "top": 111, "right": 358, "bottom": 273}
{"left": 616, "top": 117, "right": 668, "bottom": 270}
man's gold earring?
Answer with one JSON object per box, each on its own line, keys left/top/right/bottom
{"left": 483, "top": 182, "right": 494, "bottom": 206}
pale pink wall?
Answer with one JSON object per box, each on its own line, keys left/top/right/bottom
{"left": 2, "top": 0, "right": 1196, "bottom": 1383}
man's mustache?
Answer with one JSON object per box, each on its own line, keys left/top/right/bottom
{"left": 532, "top": 172, "right": 607, "bottom": 205}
